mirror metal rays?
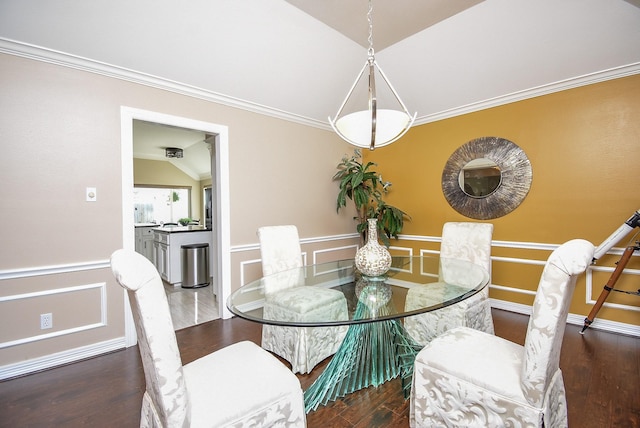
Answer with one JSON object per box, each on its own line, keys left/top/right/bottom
{"left": 442, "top": 137, "right": 532, "bottom": 220}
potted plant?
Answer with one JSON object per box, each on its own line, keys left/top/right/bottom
{"left": 334, "top": 149, "right": 409, "bottom": 247}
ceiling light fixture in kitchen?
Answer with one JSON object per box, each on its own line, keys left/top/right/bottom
{"left": 165, "top": 147, "right": 183, "bottom": 158}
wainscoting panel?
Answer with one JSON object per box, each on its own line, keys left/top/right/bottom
{"left": 397, "top": 234, "right": 640, "bottom": 336}
{"left": 0, "top": 260, "right": 125, "bottom": 380}
{"left": 229, "top": 233, "right": 640, "bottom": 337}
{"left": 0, "top": 282, "right": 107, "bottom": 349}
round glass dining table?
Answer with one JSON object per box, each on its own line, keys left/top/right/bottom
{"left": 227, "top": 256, "right": 489, "bottom": 412}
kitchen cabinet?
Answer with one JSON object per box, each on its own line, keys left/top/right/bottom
{"left": 152, "top": 226, "right": 212, "bottom": 286}
{"left": 155, "top": 239, "right": 169, "bottom": 281}
{"left": 135, "top": 225, "right": 157, "bottom": 262}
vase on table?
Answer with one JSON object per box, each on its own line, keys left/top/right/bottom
{"left": 355, "top": 218, "right": 392, "bottom": 277}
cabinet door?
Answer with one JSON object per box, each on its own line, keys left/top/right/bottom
{"left": 153, "top": 241, "right": 160, "bottom": 269}
{"left": 157, "top": 244, "right": 169, "bottom": 281}
{"left": 134, "top": 229, "right": 143, "bottom": 254}
{"left": 142, "top": 237, "right": 154, "bottom": 262}
{"left": 153, "top": 241, "right": 165, "bottom": 278}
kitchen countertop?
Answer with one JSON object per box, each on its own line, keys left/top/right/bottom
{"left": 152, "top": 225, "right": 212, "bottom": 233}
{"left": 135, "top": 223, "right": 160, "bottom": 228}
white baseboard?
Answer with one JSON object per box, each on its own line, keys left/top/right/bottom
{"left": 0, "top": 337, "right": 127, "bottom": 381}
{"left": 490, "top": 298, "right": 640, "bottom": 338}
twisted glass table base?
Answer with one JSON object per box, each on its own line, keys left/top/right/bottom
{"left": 303, "top": 296, "right": 422, "bottom": 413}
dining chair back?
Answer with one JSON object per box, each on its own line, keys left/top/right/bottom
{"left": 111, "top": 249, "right": 306, "bottom": 427}
{"left": 405, "top": 222, "right": 494, "bottom": 345}
{"left": 410, "top": 239, "right": 594, "bottom": 427}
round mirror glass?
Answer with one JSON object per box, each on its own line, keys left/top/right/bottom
{"left": 458, "top": 158, "right": 502, "bottom": 198}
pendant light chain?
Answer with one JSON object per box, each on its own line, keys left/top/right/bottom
{"left": 367, "top": 0, "right": 374, "bottom": 59}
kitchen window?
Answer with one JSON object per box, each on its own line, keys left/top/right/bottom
{"left": 134, "top": 186, "right": 190, "bottom": 224}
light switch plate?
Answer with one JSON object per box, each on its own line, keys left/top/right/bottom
{"left": 86, "top": 187, "right": 97, "bottom": 202}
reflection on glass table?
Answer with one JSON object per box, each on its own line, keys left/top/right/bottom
{"left": 227, "top": 256, "right": 489, "bottom": 413}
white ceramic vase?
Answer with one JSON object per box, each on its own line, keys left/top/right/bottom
{"left": 354, "top": 218, "right": 392, "bottom": 277}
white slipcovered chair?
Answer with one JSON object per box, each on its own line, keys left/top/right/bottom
{"left": 404, "top": 222, "right": 494, "bottom": 345}
{"left": 110, "top": 249, "right": 306, "bottom": 428}
{"left": 410, "top": 238, "right": 595, "bottom": 428}
{"left": 258, "top": 225, "right": 348, "bottom": 374}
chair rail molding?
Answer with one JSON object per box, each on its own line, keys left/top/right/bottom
{"left": 0, "top": 260, "right": 110, "bottom": 280}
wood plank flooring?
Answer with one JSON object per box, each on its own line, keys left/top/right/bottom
{"left": 0, "top": 309, "right": 638, "bottom": 427}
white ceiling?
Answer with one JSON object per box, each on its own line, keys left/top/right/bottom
{"left": 1, "top": 0, "right": 639, "bottom": 178}
{"left": 284, "top": 0, "right": 485, "bottom": 50}
{"left": 133, "top": 121, "right": 212, "bottom": 181}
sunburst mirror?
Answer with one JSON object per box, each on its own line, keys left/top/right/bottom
{"left": 442, "top": 137, "right": 532, "bottom": 220}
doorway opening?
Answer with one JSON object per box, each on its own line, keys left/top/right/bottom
{"left": 120, "top": 107, "right": 231, "bottom": 344}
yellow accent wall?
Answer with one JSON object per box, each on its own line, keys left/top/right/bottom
{"left": 367, "top": 74, "right": 640, "bottom": 326}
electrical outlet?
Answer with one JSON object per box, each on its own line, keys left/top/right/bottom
{"left": 40, "top": 313, "right": 53, "bottom": 330}
{"left": 86, "top": 187, "right": 97, "bottom": 202}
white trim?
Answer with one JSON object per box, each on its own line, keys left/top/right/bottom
{"left": 0, "top": 38, "right": 327, "bottom": 130}
{"left": 302, "top": 233, "right": 359, "bottom": 244}
{"left": 213, "top": 130, "right": 233, "bottom": 319}
{"left": 567, "top": 312, "right": 640, "bottom": 337}
{"left": 490, "top": 283, "right": 537, "bottom": 297}
{"left": 0, "top": 337, "right": 126, "bottom": 381}
{"left": 490, "top": 298, "right": 640, "bottom": 337}
{"left": 490, "top": 299, "right": 533, "bottom": 315}
{"left": 0, "top": 260, "right": 110, "bottom": 280}
{"left": 491, "top": 255, "right": 547, "bottom": 266}
{"left": 585, "top": 264, "right": 640, "bottom": 312}
{"left": 415, "top": 63, "right": 640, "bottom": 125}
{"left": 0, "top": 281, "right": 105, "bottom": 302}
{"left": 389, "top": 246, "right": 413, "bottom": 257}
{"left": 398, "top": 234, "right": 441, "bottom": 244}
{"left": 0, "top": 282, "right": 108, "bottom": 350}
{"left": 312, "top": 245, "right": 358, "bottom": 265}
{"left": 239, "top": 258, "right": 262, "bottom": 288}
{"left": 1, "top": 323, "right": 106, "bottom": 350}
{"left": 2, "top": 38, "right": 637, "bottom": 129}
{"left": 230, "top": 233, "right": 359, "bottom": 254}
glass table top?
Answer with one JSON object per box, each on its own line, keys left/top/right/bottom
{"left": 227, "top": 256, "right": 489, "bottom": 327}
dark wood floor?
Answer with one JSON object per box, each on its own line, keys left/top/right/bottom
{"left": 1, "top": 309, "right": 638, "bottom": 428}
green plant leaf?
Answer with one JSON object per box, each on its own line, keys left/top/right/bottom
{"left": 334, "top": 149, "right": 410, "bottom": 246}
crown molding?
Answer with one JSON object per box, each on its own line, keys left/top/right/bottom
{"left": 2, "top": 38, "right": 638, "bottom": 130}
{"left": 0, "top": 38, "right": 330, "bottom": 130}
{"left": 415, "top": 62, "right": 640, "bottom": 126}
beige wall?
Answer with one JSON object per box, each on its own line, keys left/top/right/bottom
{"left": 0, "top": 53, "right": 354, "bottom": 372}
{"left": 134, "top": 158, "right": 203, "bottom": 222}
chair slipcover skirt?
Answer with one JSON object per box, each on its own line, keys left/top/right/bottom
{"left": 404, "top": 222, "right": 494, "bottom": 345}
{"left": 409, "top": 239, "right": 595, "bottom": 428}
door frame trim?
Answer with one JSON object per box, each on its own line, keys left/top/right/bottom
{"left": 120, "top": 107, "right": 232, "bottom": 345}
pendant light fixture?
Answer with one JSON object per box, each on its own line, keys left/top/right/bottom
{"left": 329, "top": 0, "right": 416, "bottom": 150}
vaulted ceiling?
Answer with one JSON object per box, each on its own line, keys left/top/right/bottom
{"left": 1, "top": 0, "right": 639, "bottom": 178}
